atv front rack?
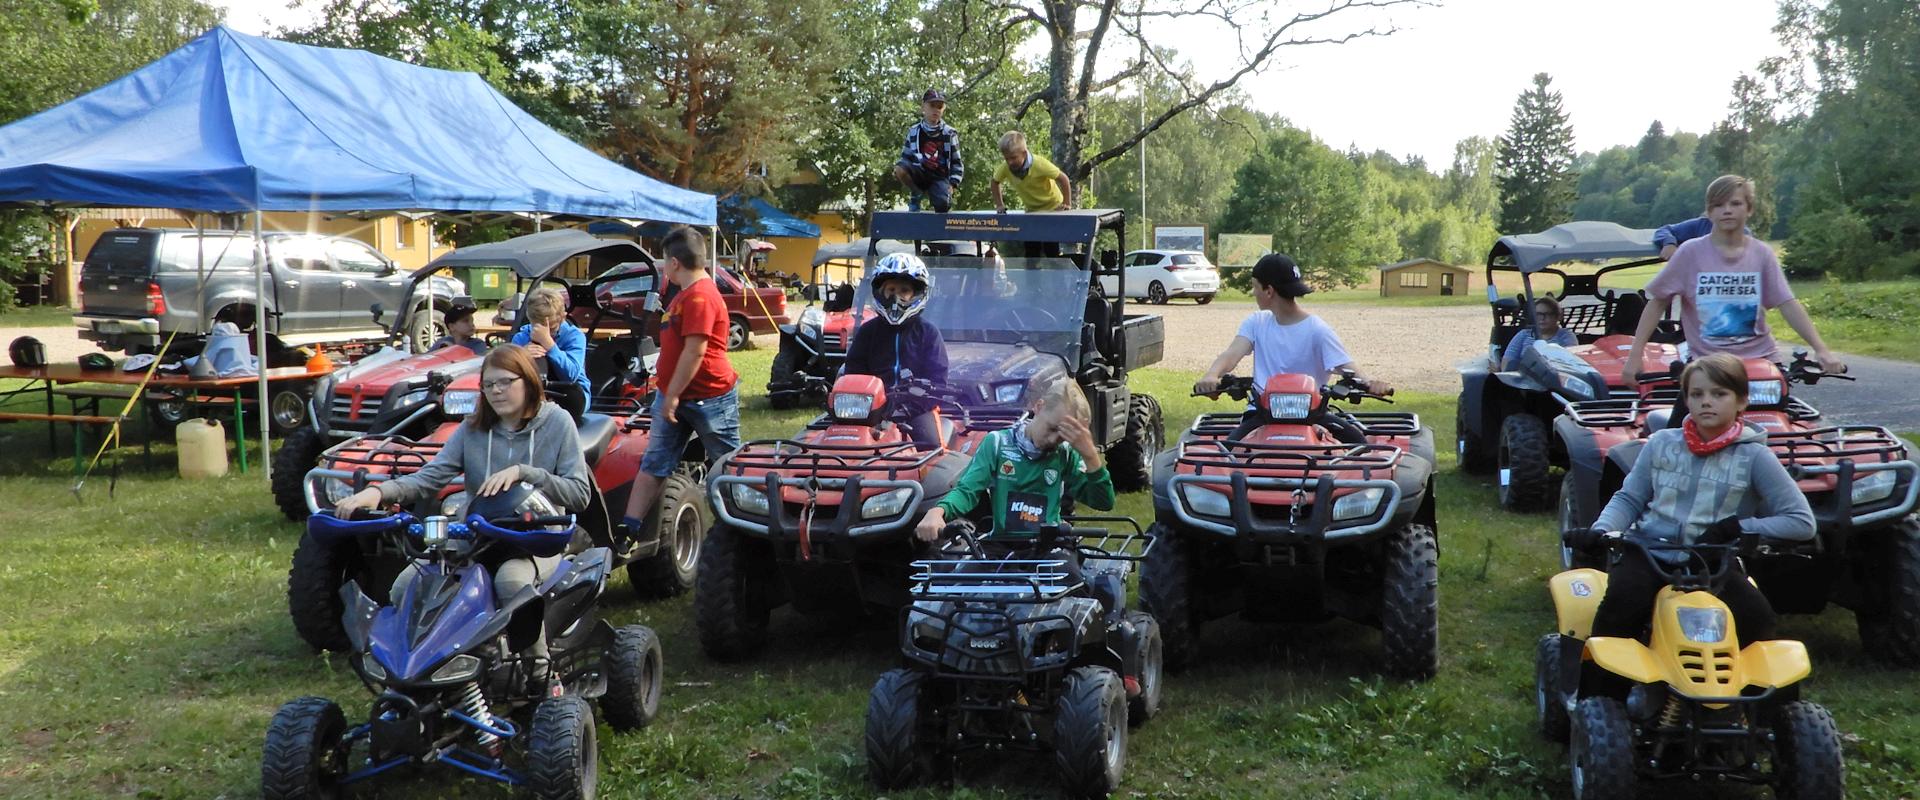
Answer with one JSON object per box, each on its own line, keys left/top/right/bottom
{"left": 1187, "top": 410, "right": 1422, "bottom": 439}
{"left": 901, "top": 558, "right": 1089, "bottom": 682}
{"left": 1769, "top": 425, "right": 1920, "bottom": 528}
{"left": 908, "top": 558, "right": 1082, "bottom": 601}
{"left": 303, "top": 434, "right": 447, "bottom": 514}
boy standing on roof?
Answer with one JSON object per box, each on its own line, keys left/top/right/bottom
{"left": 893, "top": 89, "right": 964, "bottom": 213}
{"left": 990, "top": 131, "right": 1071, "bottom": 214}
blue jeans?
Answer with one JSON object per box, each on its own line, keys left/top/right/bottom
{"left": 639, "top": 386, "right": 742, "bottom": 477}
{"left": 895, "top": 162, "right": 954, "bottom": 212}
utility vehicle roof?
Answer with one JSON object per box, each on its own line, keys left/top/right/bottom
{"left": 868, "top": 209, "right": 1124, "bottom": 245}
{"left": 417, "top": 229, "right": 650, "bottom": 281}
{"left": 812, "top": 238, "right": 911, "bottom": 266}
{"left": 1488, "top": 221, "right": 1658, "bottom": 273}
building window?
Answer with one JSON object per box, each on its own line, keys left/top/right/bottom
{"left": 1398, "top": 272, "right": 1429, "bottom": 288}
{"left": 395, "top": 218, "right": 413, "bottom": 249}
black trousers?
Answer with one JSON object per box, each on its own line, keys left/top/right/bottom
{"left": 899, "top": 409, "right": 942, "bottom": 451}
{"left": 1589, "top": 549, "right": 1777, "bottom": 647}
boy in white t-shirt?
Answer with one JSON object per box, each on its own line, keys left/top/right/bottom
{"left": 1195, "top": 254, "right": 1392, "bottom": 442}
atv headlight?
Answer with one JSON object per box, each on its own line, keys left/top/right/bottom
{"left": 1675, "top": 607, "right": 1729, "bottom": 644}
{"left": 442, "top": 389, "right": 480, "bottom": 417}
{"left": 730, "top": 484, "right": 771, "bottom": 516}
{"left": 391, "top": 389, "right": 430, "bottom": 409}
{"left": 1332, "top": 487, "right": 1385, "bottom": 521}
{"left": 1557, "top": 373, "right": 1595, "bottom": 400}
{"left": 861, "top": 487, "right": 914, "bottom": 520}
{"left": 428, "top": 654, "right": 482, "bottom": 684}
{"left": 994, "top": 383, "right": 1025, "bottom": 405}
{"left": 1181, "top": 485, "right": 1231, "bottom": 518}
{"left": 1267, "top": 393, "right": 1313, "bottom": 420}
{"left": 1851, "top": 469, "right": 1898, "bottom": 505}
{"left": 1747, "top": 379, "right": 1783, "bottom": 407}
{"left": 798, "top": 306, "right": 824, "bottom": 337}
{"left": 833, "top": 392, "right": 874, "bottom": 420}
{"left": 360, "top": 653, "right": 387, "bottom": 683}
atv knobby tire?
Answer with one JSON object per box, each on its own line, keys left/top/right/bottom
{"left": 864, "top": 668, "right": 932, "bottom": 789}
{"left": 526, "top": 695, "right": 599, "bottom": 800}
{"left": 1381, "top": 523, "right": 1439, "bottom": 680}
{"left": 1107, "top": 394, "right": 1163, "bottom": 493}
{"left": 1858, "top": 516, "right": 1920, "bottom": 665}
{"left": 1124, "top": 610, "right": 1163, "bottom": 726}
{"left": 287, "top": 533, "right": 360, "bottom": 653}
{"left": 601, "top": 625, "right": 663, "bottom": 732}
{"left": 1497, "top": 413, "right": 1552, "bottom": 511}
{"left": 627, "top": 470, "right": 707, "bottom": 600}
{"left": 1139, "top": 525, "right": 1199, "bottom": 669}
{"left": 1455, "top": 401, "right": 1493, "bottom": 473}
{"left": 261, "top": 696, "right": 347, "bottom": 800}
{"left": 1535, "top": 634, "right": 1571, "bottom": 742}
{"left": 1773, "top": 701, "right": 1844, "bottom": 800}
{"left": 767, "top": 341, "right": 804, "bottom": 410}
{"left": 272, "top": 427, "right": 328, "bottom": 522}
{"left": 694, "top": 524, "right": 772, "bottom": 661}
{"left": 1570, "top": 697, "right": 1634, "bottom": 800}
{"left": 1053, "top": 665, "right": 1127, "bottom": 799}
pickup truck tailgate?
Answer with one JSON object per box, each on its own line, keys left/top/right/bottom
{"left": 78, "top": 230, "right": 160, "bottom": 317}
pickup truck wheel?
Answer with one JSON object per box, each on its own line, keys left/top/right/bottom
{"left": 269, "top": 387, "right": 310, "bottom": 435}
{"left": 405, "top": 307, "right": 446, "bottom": 354}
{"left": 726, "top": 316, "right": 750, "bottom": 351}
{"left": 146, "top": 394, "right": 191, "bottom": 438}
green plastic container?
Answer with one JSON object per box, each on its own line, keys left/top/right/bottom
{"left": 458, "top": 266, "right": 514, "bottom": 301}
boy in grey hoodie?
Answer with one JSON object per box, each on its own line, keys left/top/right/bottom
{"left": 1583, "top": 353, "right": 1813, "bottom": 646}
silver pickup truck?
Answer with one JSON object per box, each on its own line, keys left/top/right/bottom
{"left": 75, "top": 227, "right": 466, "bottom": 355}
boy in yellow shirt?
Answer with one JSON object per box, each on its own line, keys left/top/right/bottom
{"left": 990, "top": 131, "right": 1073, "bottom": 214}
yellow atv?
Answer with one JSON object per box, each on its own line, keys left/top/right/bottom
{"left": 1536, "top": 531, "right": 1844, "bottom": 799}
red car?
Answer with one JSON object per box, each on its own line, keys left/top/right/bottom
{"left": 589, "top": 263, "right": 789, "bottom": 351}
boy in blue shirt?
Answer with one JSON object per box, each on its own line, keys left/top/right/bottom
{"left": 892, "top": 89, "right": 964, "bottom": 213}
{"left": 512, "top": 286, "right": 587, "bottom": 387}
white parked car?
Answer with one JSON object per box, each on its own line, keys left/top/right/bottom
{"left": 1096, "top": 249, "right": 1219, "bottom": 304}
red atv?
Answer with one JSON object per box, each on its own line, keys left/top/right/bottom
{"left": 1556, "top": 352, "right": 1920, "bottom": 664}
{"left": 695, "top": 373, "right": 1027, "bottom": 660}
{"left": 270, "top": 229, "right": 661, "bottom": 521}
{"left": 1140, "top": 373, "right": 1441, "bottom": 678}
{"left": 766, "top": 248, "right": 868, "bottom": 409}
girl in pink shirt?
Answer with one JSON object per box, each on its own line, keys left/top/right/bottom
{"left": 1622, "top": 175, "right": 1845, "bottom": 383}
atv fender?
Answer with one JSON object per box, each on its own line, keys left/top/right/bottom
{"left": 1585, "top": 636, "right": 1663, "bottom": 684}
{"left": 1554, "top": 416, "right": 1610, "bottom": 524}
{"left": 1738, "top": 640, "right": 1812, "bottom": 689}
{"left": 1549, "top": 568, "right": 1609, "bottom": 640}
{"left": 1605, "top": 438, "right": 1645, "bottom": 478}
{"left": 1456, "top": 362, "right": 1496, "bottom": 447}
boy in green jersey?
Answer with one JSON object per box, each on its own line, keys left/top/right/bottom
{"left": 915, "top": 378, "right": 1115, "bottom": 541}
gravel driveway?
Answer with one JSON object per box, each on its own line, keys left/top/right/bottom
{"left": 1141, "top": 300, "right": 1487, "bottom": 393}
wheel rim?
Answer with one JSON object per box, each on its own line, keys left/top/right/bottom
{"left": 582, "top": 718, "right": 599, "bottom": 796}
{"left": 156, "top": 399, "right": 188, "bottom": 423}
{"left": 1142, "top": 633, "right": 1163, "bottom": 704}
{"left": 1149, "top": 283, "right": 1166, "bottom": 303}
{"left": 1570, "top": 726, "right": 1589, "bottom": 796}
{"left": 1558, "top": 485, "right": 1578, "bottom": 569}
{"left": 272, "top": 391, "right": 307, "bottom": 430}
{"left": 730, "top": 321, "right": 748, "bottom": 350}
{"left": 671, "top": 503, "right": 700, "bottom": 575}
{"left": 1104, "top": 689, "right": 1126, "bottom": 774}
{"left": 643, "top": 647, "right": 663, "bottom": 714}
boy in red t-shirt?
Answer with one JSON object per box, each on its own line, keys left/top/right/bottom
{"left": 622, "top": 226, "right": 742, "bottom": 534}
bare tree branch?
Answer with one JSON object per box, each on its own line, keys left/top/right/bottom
{"left": 1014, "top": 88, "right": 1051, "bottom": 120}
{"left": 1088, "top": 61, "right": 1145, "bottom": 95}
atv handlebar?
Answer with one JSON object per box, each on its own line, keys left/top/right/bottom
{"left": 1192, "top": 373, "right": 1392, "bottom": 404}
{"left": 1560, "top": 529, "right": 1809, "bottom": 592}
{"left": 307, "top": 510, "right": 576, "bottom": 559}
{"left": 1786, "top": 349, "right": 1853, "bottom": 385}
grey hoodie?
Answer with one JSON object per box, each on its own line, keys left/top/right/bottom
{"left": 1594, "top": 423, "right": 1814, "bottom": 544}
{"left": 377, "top": 401, "right": 593, "bottom": 512}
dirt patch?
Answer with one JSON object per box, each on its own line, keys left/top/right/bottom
{"left": 1141, "top": 300, "right": 1485, "bottom": 393}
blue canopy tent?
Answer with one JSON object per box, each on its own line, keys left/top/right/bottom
{"left": 588, "top": 195, "right": 819, "bottom": 238}
{"left": 0, "top": 25, "right": 716, "bottom": 473}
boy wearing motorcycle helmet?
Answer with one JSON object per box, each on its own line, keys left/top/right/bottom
{"left": 843, "top": 252, "right": 949, "bottom": 451}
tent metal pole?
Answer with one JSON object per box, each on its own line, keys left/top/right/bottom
{"left": 253, "top": 210, "right": 272, "bottom": 479}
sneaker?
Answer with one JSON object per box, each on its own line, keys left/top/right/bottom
{"left": 907, "top": 194, "right": 923, "bottom": 213}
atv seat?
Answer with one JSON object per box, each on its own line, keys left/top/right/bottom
{"left": 824, "top": 283, "right": 855, "bottom": 313}
{"left": 1606, "top": 291, "right": 1646, "bottom": 336}
{"left": 548, "top": 381, "right": 590, "bottom": 424}
{"left": 578, "top": 413, "right": 617, "bottom": 465}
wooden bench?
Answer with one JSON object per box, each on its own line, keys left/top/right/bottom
{"left": 0, "top": 410, "right": 132, "bottom": 473}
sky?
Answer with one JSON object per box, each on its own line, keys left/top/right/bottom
{"left": 210, "top": 0, "right": 1790, "bottom": 168}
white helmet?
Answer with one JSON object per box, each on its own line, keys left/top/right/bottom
{"left": 869, "top": 253, "right": 931, "bottom": 325}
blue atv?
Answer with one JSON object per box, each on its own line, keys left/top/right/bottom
{"left": 261, "top": 489, "right": 662, "bottom": 799}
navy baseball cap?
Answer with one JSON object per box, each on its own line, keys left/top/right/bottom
{"left": 922, "top": 88, "right": 947, "bottom": 104}
{"left": 1251, "top": 253, "right": 1313, "bottom": 297}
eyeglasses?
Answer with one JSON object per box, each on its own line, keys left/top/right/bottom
{"left": 483, "top": 377, "right": 522, "bottom": 393}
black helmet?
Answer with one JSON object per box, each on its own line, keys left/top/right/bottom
{"left": 79, "top": 353, "right": 114, "bottom": 370}
{"left": 9, "top": 336, "right": 46, "bottom": 368}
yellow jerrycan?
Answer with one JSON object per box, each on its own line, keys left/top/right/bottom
{"left": 177, "top": 418, "right": 229, "bottom": 479}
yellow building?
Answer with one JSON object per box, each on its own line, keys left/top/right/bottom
{"left": 57, "top": 209, "right": 449, "bottom": 305}
{"left": 1378, "top": 258, "right": 1473, "bottom": 298}
{"left": 755, "top": 211, "right": 860, "bottom": 282}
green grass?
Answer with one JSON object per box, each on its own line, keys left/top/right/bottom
{"left": 0, "top": 304, "right": 76, "bottom": 328}
{"left": 1776, "top": 280, "right": 1920, "bottom": 363}
{"left": 0, "top": 347, "right": 1917, "bottom": 798}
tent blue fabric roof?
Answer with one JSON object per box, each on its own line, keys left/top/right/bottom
{"left": 719, "top": 196, "right": 820, "bottom": 238}
{"left": 0, "top": 26, "right": 715, "bottom": 224}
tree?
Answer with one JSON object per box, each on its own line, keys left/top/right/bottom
{"left": 958, "top": 0, "right": 1429, "bottom": 185}
{"left": 1495, "top": 72, "right": 1578, "bottom": 234}
{"left": 1706, "top": 74, "right": 1778, "bottom": 236}
{"left": 1086, "top": 75, "right": 1276, "bottom": 249}
{"left": 1217, "top": 127, "right": 1373, "bottom": 288}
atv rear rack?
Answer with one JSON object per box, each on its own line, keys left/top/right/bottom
{"left": 303, "top": 435, "right": 448, "bottom": 513}
{"left": 1565, "top": 395, "right": 1822, "bottom": 428}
